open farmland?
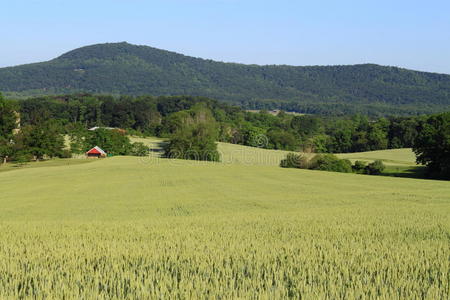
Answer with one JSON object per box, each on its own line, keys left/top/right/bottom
{"left": 0, "top": 149, "right": 449, "bottom": 298}
{"left": 132, "top": 136, "right": 419, "bottom": 168}
{"left": 336, "top": 148, "right": 417, "bottom": 166}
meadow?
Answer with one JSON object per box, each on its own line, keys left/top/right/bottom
{"left": 0, "top": 141, "right": 449, "bottom": 299}
{"left": 133, "top": 136, "right": 419, "bottom": 169}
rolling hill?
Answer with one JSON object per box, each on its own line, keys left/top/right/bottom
{"left": 1, "top": 42, "right": 450, "bottom": 115}
{"left": 131, "top": 136, "right": 418, "bottom": 167}
{"left": 0, "top": 147, "right": 449, "bottom": 298}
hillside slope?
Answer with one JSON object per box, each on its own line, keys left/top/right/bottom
{"left": 1, "top": 42, "right": 450, "bottom": 115}
{"left": 132, "top": 137, "right": 418, "bottom": 167}
{"left": 0, "top": 155, "right": 446, "bottom": 221}
{"left": 0, "top": 154, "right": 449, "bottom": 298}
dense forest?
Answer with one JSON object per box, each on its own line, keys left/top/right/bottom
{"left": 1, "top": 42, "right": 449, "bottom": 116}
{"left": 3, "top": 93, "right": 438, "bottom": 152}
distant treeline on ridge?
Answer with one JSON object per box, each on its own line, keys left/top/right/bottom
{"left": 11, "top": 94, "right": 440, "bottom": 153}
{"left": 1, "top": 42, "right": 449, "bottom": 116}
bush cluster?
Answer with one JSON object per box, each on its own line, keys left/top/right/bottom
{"left": 281, "top": 153, "right": 385, "bottom": 176}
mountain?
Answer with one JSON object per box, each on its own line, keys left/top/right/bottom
{"left": 1, "top": 42, "right": 449, "bottom": 115}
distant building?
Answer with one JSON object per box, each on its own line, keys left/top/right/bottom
{"left": 88, "top": 126, "right": 114, "bottom": 131}
{"left": 86, "top": 146, "right": 107, "bottom": 158}
{"left": 88, "top": 127, "right": 127, "bottom": 134}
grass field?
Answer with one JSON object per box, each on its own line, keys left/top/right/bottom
{"left": 337, "top": 148, "right": 417, "bottom": 166}
{"left": 131, "top": 136, "right": 419, "bottom": 167}
{"left": 0, "top": 140, "right": 449, "bottom": 298}
{"left": 0, "top": 158, "right": 94, "bottom": 174}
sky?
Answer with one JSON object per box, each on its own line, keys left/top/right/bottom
{"left": 1, "top": 0, "right": 449, "bottom": 74}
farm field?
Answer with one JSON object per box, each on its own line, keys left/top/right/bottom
{"left": 131, "top": 136, "right": 419, "bottom": 167}
{"left": 0, "top": 158, "right": 94, "bottom": 174}
{"left": 337, "top": 148, "right": 417, "bottom": 166}
{"left": 0, "top": 143, "right": 449, "bottom": 299}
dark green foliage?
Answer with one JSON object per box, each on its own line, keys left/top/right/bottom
{"left": 365, "top": 160, "right": 386, "bottom": 175}
{"left": 3, "top": 93, "right": 449, "bottom": 180}
{"left": 130, "top": 142, "right": 149, "bottom": 157}
{"left": 0, "top": 93, "right": 17, "bottom": 138}
{"left": 267, "top": 130, "right": 299, "bottom": 151}
{"left": 86, "top": 129, "right": 132, "bottom": 156}
{"left": 13, "top": 120, "right": 65, "bottom": 160}
{"left": 280, "top": 154, "right": 388, "bottom": 177}
{"left": 413, "top": 112, "right": 450, "bottom": 179}
{"left": 6, "top": 94, "right": 440, "bottom": 155}
{"left": 280, "top": 153, "right": 352, "bottom": 173}
{"left": 66, "top": 123, "right": 89, "bottom": 154}
{"left": 0, "top": 93, "right": 17, "bottom": 163}
{"left": 67, "top": 123, "right": 149, "bottom": 157}
{"left": 163, "top": 124, "right": 220, "bottom": 162}
{"left": 1, "top": 42, "right": 450, "bottom": 116}
{"left": 352, "top": 161, "right": 367, "bottom": 173}
{"left": 163, "top": 105, "right": 220, "bottom": 162}
{"left": 280, "top": 153, "right": 308, "bottom": 169}
{"left": 388, "top": 117, "right": 421, "bottom": 148}
{"left": 309, "top": 154, "right": 353, "bottom": 173}
{"left": 13, "top": 152, "right": 32, "bottom": 166}
{"left": 291, "top": 115, "right": 322, "bottom": 137}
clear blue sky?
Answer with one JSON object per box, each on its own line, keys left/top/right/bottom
{"left": 1, "top": 0, "right": 449, "bottom": 74}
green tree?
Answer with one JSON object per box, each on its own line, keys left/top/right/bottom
{"left": 0, "top": 93, "right": 17, "bottom": 164}
{"left": 67, "top": 123, "right": 89, "bottom": 154}
{"left": 14, "top": 120, "right": 65, "bottom": 161}
{"left": 280, "top": 153, "right": 308, "bottom": 169}
{"left": 130, "top": 142, "right": 149, "bottom": 157}
{"left": 291, "top": 115, "right": 322, "bottom": 137}
{"left": 86, "top": 129, "right": 132, "bottom": 155}
{"left": 309, "top": 154, "right": 352, "bottom": 173}
{"left": 267, "top": 130, "right": 298, "bottom": 151}
{"left": 352, "top": 161, "right": 367, "bottom": 173}
{"left": 365, "top": 160, "right": 386, "bottom": 175}
{"left": 413, "top": 112, "right": 450, "bottom": 179}
{"left": 163, "top": 105, "right": 220, "bottom": 162}
{"left": 164, "top": 123, "right": 220, "bottom": 162}
{"left": 367, "top": 119, "right": 389, "bottom": 150}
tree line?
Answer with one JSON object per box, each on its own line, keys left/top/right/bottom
{"left": 280, "top": 153, "right": 386, "bottom": 175}
{"left": 13, "top": 94, "right": 427, "bottom": 152}
{"left": 0, "top": 93, "right": 448, "bottom": 179}
{"left": 0, "top": 93, "right": 149, "bottom": 163}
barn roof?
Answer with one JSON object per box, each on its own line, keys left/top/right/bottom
{"left": 86, "top": 146, "right": 106, "bottom": 155}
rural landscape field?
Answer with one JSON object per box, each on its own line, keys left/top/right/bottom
{"left": 1, "top": 1, "right": 450, "bottom": 299}
{"left": 0, "top": 141, "right": 449, "bottom": 298}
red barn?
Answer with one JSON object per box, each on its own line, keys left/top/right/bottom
{"left": 86, "top": 146, "right": 107, "bottom": 158}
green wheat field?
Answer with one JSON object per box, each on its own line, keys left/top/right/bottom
{"left": 0, "top": 141, "right": 449, "bottom": 299}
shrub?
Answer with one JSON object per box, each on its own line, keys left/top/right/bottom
{"left": 130, "top": 142, "right": 149, "bottom": 157}
{"left": 352, "top": 160, "right": 367, "bottom": 173}
{"left": 365, "top": 160, "right": 385, "bottom": 175}
{"left": 309, "top": 154, "right": 352, "bottom": 173}
{"left": 280, "top": 153, "right": 308, "bottom": 169}
{"left": 13, "top": 152, "right": 33, "bottom": 166}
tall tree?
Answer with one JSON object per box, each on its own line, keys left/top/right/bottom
{"left": 14, "top": 120, "right": 65, "bottom": 161}
{"left": 413, "top": 112, "right": 450, "bottom": 179}
{"left": 163, "top": 105, "right": 220, "bottom": 162}
{"left": 0, "top": 93, "right": 17, "bottom": 163}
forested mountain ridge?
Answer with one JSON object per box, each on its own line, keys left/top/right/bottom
{"left": 1, "top": 42, "right": 449, "bottom": 116}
